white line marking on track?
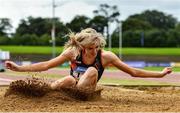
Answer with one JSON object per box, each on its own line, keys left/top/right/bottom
{"left": 0, "top": 78, "right": 13, "bottom": 82}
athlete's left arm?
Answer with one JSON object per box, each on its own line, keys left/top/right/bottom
{"left": 104, "top": 51, "right": 172, "bottom": 78}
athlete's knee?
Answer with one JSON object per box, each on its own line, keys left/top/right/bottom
{"left": 76, "top": 67, "right": 98, "bottom": 89}
{"left": 51, "top": 76, "right": 76, "bottom": 90}
{"left": 81, "top": 67, "right": 97, "bottom": 82}
{"left": 64, "top": 76, "right": 76, "bottom": 84}
{"left": 86, "top": 67, "right": 98, "bottom": 77}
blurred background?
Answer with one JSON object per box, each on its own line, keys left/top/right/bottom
{"left": 0, "top": 0, "right": 180, "bottom": 71}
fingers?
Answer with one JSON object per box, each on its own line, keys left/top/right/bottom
{"left": 163, "top": 67, "right": 172, "bottom": 75}
{"left": 5, "top": 61, "right": 16, "bottom": 70}
{"left": 165, "top": 67, "right": 172, "bottom": 74}
{"left": 5, "top": 61, "right": 11, "bottom": 69}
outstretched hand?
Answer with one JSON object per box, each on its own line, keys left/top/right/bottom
{"left": 161, "top": 67, "right": 172, "bottom": 76}
{"left": 5, "top": 61, "right": 20, "bottom": 71}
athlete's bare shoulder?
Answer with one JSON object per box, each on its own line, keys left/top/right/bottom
{"left": 101, "top": 50, "right": 117, "bottom": 67}
{"left": 101, "top": 50, "right": 116, "bottom": 58}
{"left": 61, "top": 47, "right": 80, "bottom": 61}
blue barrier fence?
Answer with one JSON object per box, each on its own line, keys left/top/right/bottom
{"left": 124, "top": 61, "right": 172, "bottom": 68}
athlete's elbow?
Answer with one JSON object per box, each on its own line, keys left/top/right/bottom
{"left": 130, "top": 73, "right": 139, "bottom": 77}
{"left": 41, "top": 62, "right": 51, "bottom": 71}
{"left": 43, "top": 65, "right": 49, "bottom": 71}
{"left": 130, "top": 70, "right": 139, "bottom": 77}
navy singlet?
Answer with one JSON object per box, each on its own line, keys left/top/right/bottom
{"left": 70, "top": 50, "right": 104, "bottom": 81}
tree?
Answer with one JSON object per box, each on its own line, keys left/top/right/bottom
{"left": 144, "top": 29, "right": 167, "bottom": 47}
{"left": 12, "top": 34, "right": 38, "bottom": 45}
{"left": 0, "top": 36, "right": 11, "bottom": 45}
{"left": 128, "top": 10, "right": 177, "bottom": 30}
{"left": 0, "top": 18, "right": 12, "bottom": 36}
{"left": 175, "top": 22, "right": 180, "bottom": 31}
{"left": 15, "top": 16, "right": 68, "bottom": 36}
{"left": 38, "top": 34, "right": 51, "bottom": 46}
{"left": 14, "top": 16, "right": 68, "bottom": 46}
{"left": 15, "top": 16, "right": 52, "bottom": 37}
{"left": 123, "top": 18, "right": 153, "bottom": 32}
{"left": 66, "top": 15, "right": 90, "bottom": 32}
{"left": 93, "top": 4, "right": 120, "bottom": 41}
{"left": 166, "top": 29, "right": 180, "bottom": 47}
{"left": 88, "top": 15, "right": 108, "bottom": 34}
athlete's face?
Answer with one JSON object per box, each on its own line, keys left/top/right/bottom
{"left": 84, "top": 45, "right": 99, "bottom": 57}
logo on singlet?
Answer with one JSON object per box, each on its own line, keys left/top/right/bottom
{"left": 75, "top": 61, "right": 81, "bottom": 64}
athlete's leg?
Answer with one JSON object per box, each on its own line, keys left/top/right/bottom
{"left": 51, "top": 75, "right": 76, "bottom": 90}
{"left": 76, "top": 67, "right": 98, "bottom": 91}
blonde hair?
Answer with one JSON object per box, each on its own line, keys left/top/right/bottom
{"left": 64, "top": 28, "right": 106, "bottom": 51}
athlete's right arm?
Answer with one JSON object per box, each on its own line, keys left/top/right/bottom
{"left": 5, "top": 48, "right": 75, "bottom": 72}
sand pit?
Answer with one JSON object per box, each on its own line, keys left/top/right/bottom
{"left": 4, "top": 78, "right": 102, "bottom": 101}
{"left": 0, "top": 79, "right": 180, "bottom": 112}
{"left": 4, "top": 77, "right": 51, "bottom": 97}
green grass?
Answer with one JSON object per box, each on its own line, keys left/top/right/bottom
{"left": 1, "top": 45, "right": 180, "bottom": 55}
{"left": 108, "top": 47, "right": 180, "bottom": 56}
{"left": 144, "top": 67, "right": 180, "bottom": 72}
{"left": 0, "top": 46, "right": 64, "bottom": 54}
